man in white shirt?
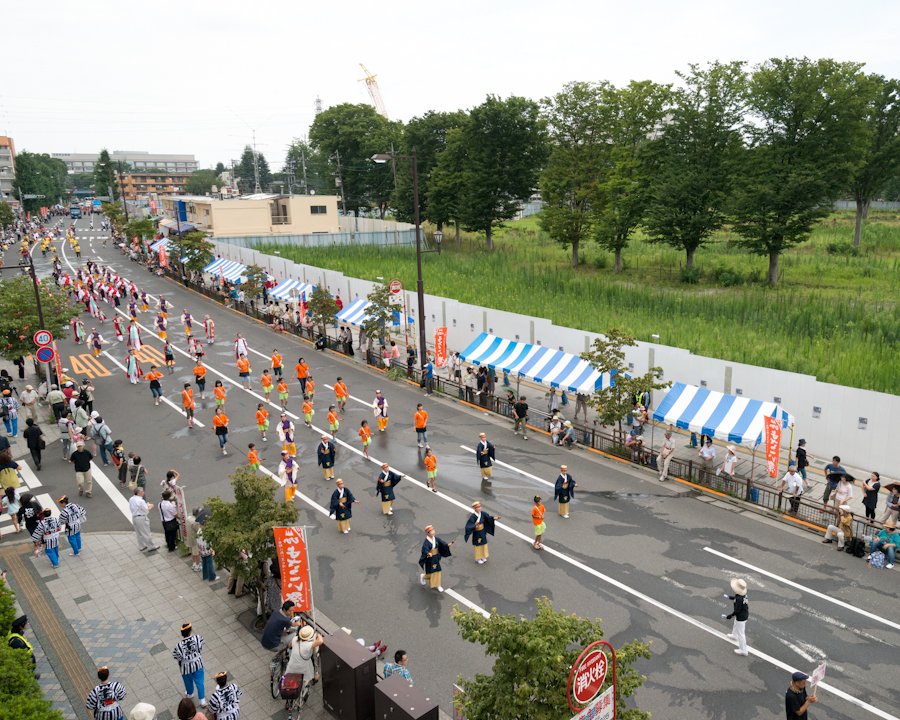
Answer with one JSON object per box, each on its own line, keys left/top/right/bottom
{"left": 698, "top": 437, "right": 717, "bottom": 472}
{"left": 129, "top": 488, "right": 159, "bottom": 552}
{"left": 779, "top": 464, "right": 804, "bottom": 516}
{"left": 20, "top": 385, "right": 39, "bottom": 423}
{"left": 159, "top": 490, "right": 180, "bottom": 552}
{"left": 658, "top": 430, "right": 676, "bottom": 482}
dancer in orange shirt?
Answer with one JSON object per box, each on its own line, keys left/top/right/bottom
{"left": 270, "top": 349, "right": 283, "bottom": 378}
{"left": 214, "top": 380, "right": 227, "bottom": 408}
{"left": 423, "top": 448, "right": 437, "bottom": 492}
{"left": 359, "top": 420, "right": 372, "bottom": 459}
{"left": 334, "top": 377, "right": 348, "bottom": 414}
{"left": 237, "top": 355, "right": 251, "bottom": 389}
{"left": 145, "top": 367, "right": 164, "bottom": 406}
{"left": 276, "top": 379, "right": 289, "bottom": 410}
{"left": 305, "top": 374, "right": 315, "bottom": 404}
{"left": 181, "top": 383, "right": 195, "bottom": 428}
{"left": 414, "top": 404, "right": 429, "bottom": 448}
{"left": 327, "top": 405, "right": 339, "bottom": 439}
{"left": 302, "top": 399, "right": 314, "bottom": 428}
{"left": 260, "top": 369, "right": 274, "bottom": 402}
{"left": 291, "top": 357, "right": 309, "bottom": 396}
{"left": 256, "top": 404, "right": 270, "bottom": 442}
{"left": 531, "top": 495, "right": 546, "bottom": 550}
{"left": 247, "top": 443, "right": 262, "bottom": 473}
{"left": 192, "top": 360, "right": 207, "bottom": 399}
{"left": 212, "top": 407, "right": 229, "bottom": 455}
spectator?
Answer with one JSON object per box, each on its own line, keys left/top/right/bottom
{"left": 547, "top": 388, "right": 559, "bottom": 414}
{"left": 561, "top": 421, "right": 576, "bottom": 449}
{"left": 285, "top": 625, "right": 323, "bottom": 701}
{"left": 657, "top": 430, "right": 676, "bottom": 482}
{"left": 574, "top": 392, "right": 589, "bottom": 423}
{"left": 513, "top": 395, "right": 528, "bottom": 439}
{"left": 79, "top": 379, "right": 95, "bottom": 414}
{"left": 130, "top": 456, "right": 147, "bottom": 490}
{"left": 549, "top": 412, "right": 562, "bottom": 446}
{"left": 265, "top": 564, "right": 282, "bottom": 616}
{"left": 261, "top": 601, "right": 303, "bottom": 650}
{"left": 795, "top": 439, "right": 814, "bottom": 483}
{"left": 2, "top": 487, "right": 21, "bottom": 533}
{"left": 464, "top": 367, "right": 476, "bottom": 402}
{"left": 22, "top": 418, "right": 44, "bottom": 471}
{"left": 383, "top": 650, "right": 413, "bottom": 685}
{"left": 821, "top": 455, "right": 846, "bottom": 514}
{"left": 833, "top": 475, "right": 855, "bottom": 514}
{"left": 698, "top": 437, "right": 716, "bottom": 472}
{"left": 46, "top": 384, "right": 66, "bottom": 420}
{"left": 868, "top": 520, "right": 899, "bottom": 569}
{"left": 423, "top": 357, "right": 434, "bottom": 396}
{"left": 93, "top": 416, "right": 115, "bottom": 466}
{"left": 822, "top": 505, "right": 854, "bottom": 550}
{"left": 779, "top": 464, "right": 804, "bottom": 516}
{"left": 880, "top": 486, "right": 900, "bottom": 525}
{"left": 159, "top": 490, "right": 179, "bottom": 552}
{"left": 718, "top": 445, "right": 737, "bottom": 480}
{"left": 70, "top": 441, "right": 94, "bottom": 498}
{"left": 19, "top": 385, "right": 39, "bottom": 424}
{"left": 861, "top": 472, "right": 881, "bottom": 522}
{"left": 1, "top": 389, "right": 20, "bottom": 437}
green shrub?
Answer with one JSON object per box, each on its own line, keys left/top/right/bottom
{"left": 718, "top": 268, "right": 745, "bottom": 287}
{"left": 679, "top": 266, "right": 701, "bottom": 284}
{"left": 593, "top": 254, "right": 609, "bottom": 270}
{"left": 826, "top": 241, "right": 860, "bottom": 256}
{"left": 387, "top": 367, "right": 406, "bottom": 381}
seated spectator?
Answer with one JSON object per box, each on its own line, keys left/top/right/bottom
{"left": 822, "top": 505, "right": 854, "bottom": 550}
{"left": 625, "top": 430, "right": 638, "bottom": 460}
{"left": 561, "top": 421, "right": 575, "bottom": 449}
{"left": 634, "top": 435, "right": 649, "bottom": 465}
{"left": 549, "top": 413, "right": 562, "bottom": 445}
{"left": 869, "top": 520, "right": 899, "bottom": 569}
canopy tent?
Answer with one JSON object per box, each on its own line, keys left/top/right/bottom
{"left": 158, "top": 218, "right": 176, "bottom": 228}
{"left": 459, "top": 332, "right": 619, "bottom": 395}
{"left": 652, "top": 382, "right": 795, "bottom": 448}
{"left": 336, "top": 298, "right": 413, "bottom": 328}
{"left": 270, "top": 279, "right": 315, "bottom": 302}
{"left": 203, "top": 257, "right": 247, "bottom": 282}
{"left": 149, "top": 238, "right": 168, "bottom": 252}
{"left": 168, "top": 223, "right": 196, "bottom": 235}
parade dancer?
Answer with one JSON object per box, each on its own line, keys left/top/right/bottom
{"left": 419, "top": 525, "right": 453, "bottom": 593}
{"left": 271, "top": 349, "right": 283, "bottom": 379}
{"left": 88, "top": 294, "right": 106, "bottom": 323}
{"left": 31, "top": 508, "right": 63, "bottom": 569}
{"left": 260, "top": 369, "right": 274, "bottom": 402}
{"left": 277, "top": 413, "right": 296, "bottom": 456}
{"left": 302, "top": 397, "right": 315, "bottom": 429}
{"left": 278, "top": 451, "right": 297, "bottom": 503}
{"left": 335, "top": 377, "right": 348, "bottom": 414}
{"left": 329, "top": 479, "right": 358, "bottom": 534}
{"left": 212, "top": 407, "right": 229, "bottom": 455}
{"left": 256, "top": 404, "right": 269, "bottom": 442}
{"left": 214, "top": 380, "right": 226, "bottom": 409}
{"left": 156, "top": 312, "right": 168, "bottom": 340}
{"left": 237, "top": 354, "right": 251, "bottom": 389}
{"left": 193, "top": 360, "right": 207, "bottom": 399}
{"left": 113, "top": 316, "right": 124, "bottom": 342}
{"left": 173, "top": 623, "right": 207, "bottom": 707}
{"left": 72, "top": 317, "right": 86, "bottom": 344}
{"left": 182, "top": 384, "right": 195, "bottom": 427}
{"left": 181, "top": 309, "right": 193, "bottom": 337}
{"left": 247, "top": 444, "right": 261, "bottom": 474}
{"left": 376, "top": 463, "right": 403, "bottom": 516}
{"left": 85, "top": 667, "right": 126, "bottom": 720}
{"left": 89, "top": 328, "right": 106, "bottom": 358}
{"left": 424, "top": 448, "right": 437, "bottom": 492}
{"left": 203, "top": 315, "right": 215, "bottom": 344}
{"left": 374, "top": 389, "right": 389, "bottom": 432}
{"left": 157, "top": 295, "right": 169, "bottom": 318}
{"left": 128, "top": 319, "right": 142, "bottom": 352}
{"left": 554, "top": 465, "right": 577, "bottom": 518}
{"left": 531, "top": 495, "right": 546, "bottom": 550}
{"left": 277, "top": 378, "right": 289, "bottom": 410}
{"left": 164, "top": 340, "right": 175, "bottom": 372}
{"left": 234, "top": 333, "right": 250, "bottom": 360}
{"left": 305, "top": 374, "right": 315, "bottom": 404}
{"left": 317, "top": 434, "right": 336, "bottom": 479}
{"left": 146, "top": 366, "right": 164, "bottom": 406}
{"left": 327, "top": 404, "right": 339, "bottom": 439}
{"left": 207, "top": 672, "right": 241, "bottom": 720}
{"left": 414, "top": 404, "right": 429, "bottom": 448}
{"left": 464, "top": 501, "right": 499, "bottom": 565}
{"left": 126, "top": 351, "right": 143, "bottom": 384}
{"left": 128, "top": 299, "right": 139, "bottom": 320}
{"left": 140, "top": 290, "right": 149, "bottom": 312}
{"left": 359, "top": 420, "right": 372, "bottom": 458}
{"left": 476, "top": 433, "right": 496, "bottom": 479}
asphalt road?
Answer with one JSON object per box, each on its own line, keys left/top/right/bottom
{"left": 15, "top": 216, "right": 899, "bottom": 720}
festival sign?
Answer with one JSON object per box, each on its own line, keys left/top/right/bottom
{"left": 435, "top": 327, "right": 448, "bottom": 367}
{"left": 273, "top": 526, "right": 312, "bottom": 610}
{"left": 764, "top": 415, "right": 781, "bottom": 479}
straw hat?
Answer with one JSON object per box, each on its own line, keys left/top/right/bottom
{"left": 730, "top": 578, "right": 747, "bottom": 596}
{"left": 299, "top": 625, "right": 315, "bottom": 641}
{"left": 726, "top": 445, "right": 736, "bottom": 453}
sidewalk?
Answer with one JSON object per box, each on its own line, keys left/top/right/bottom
{"left": 0, "top": 532, "right": 409, "bottom": 720}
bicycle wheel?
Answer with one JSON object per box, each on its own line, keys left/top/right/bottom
{"left": 270, "top": 653, "right": 287, "bottom": 699}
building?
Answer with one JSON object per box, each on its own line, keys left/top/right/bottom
{"left": 0, "top": 136, "right": 15, "bottom": 205}
{"left": 50, "top": 150, "right": 198, "bottom": 174}
{"left": 160, "top": 194, "right": 340, "bottom": 237}
{"left": 120, "top": 172, "right": 191, "bottom": 201}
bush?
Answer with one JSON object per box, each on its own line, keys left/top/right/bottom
{"left": 679, "top": 266, "right": 701, "bottom": 284}
{"left": 826, "top": 241, "right": 860, "bottom": 256}
{"left": 387, "top": 367, "right": 405, "bottom": 381}
{"left": 718, "top": 268, "right": 745, "bottom": 287}
{"left": 593, "top": 254, "right": 609, "bottom": 270}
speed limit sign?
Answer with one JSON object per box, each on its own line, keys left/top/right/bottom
{"left": 33, "top": 330, "right": 53, "bottom": 346}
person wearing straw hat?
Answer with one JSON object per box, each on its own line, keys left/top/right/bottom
{"left": 718, "top": 445, "right": 738, "bottom": 480}
{"left": 376, "top": 463, "right": 403, "bottom": 515}
{"left": 822, "top": 505, "right": 854, "bottom": 550}
{"left": 86, "top": 666, "right": 126, "bottom": 720}
{"left": 207, "top": 672, "right": 242, "bottom": 720}
{"left": 464, "top": 501, "right": 499, "bottom": 564}
{"left": 330, "top": 479, "right": 359, "bottom": 533}
{"left": 657, "top": 429, "right": 676, "bottom": 482}
{"left": 869, "top": 519, "right": 899, "bottom": 569}
{"left": 476, "top": 433, "right": 495, "bottom": 479}
{"left": 285, "top": 624, "right": 323, "bottom": 705}
{"left": 130, "top": 703, "right": 156, "bottom": 720}
{"left": 317, "top": 434, "right": 337, "bottom": 479}
{"left": 723, "top": 578, "right": 749, "bottom": 656}
{"left": 172, "top": 622, "right": 206, "bottom": 707}
{"left": 419, "top": 525, "right": 454, "bottom": 592}
{"left": 554, "top": 466, "right": 577, "bottom": 518}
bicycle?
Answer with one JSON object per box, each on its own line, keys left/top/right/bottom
{"left": 269, "top": 629, "right": 320, "bottom": 719}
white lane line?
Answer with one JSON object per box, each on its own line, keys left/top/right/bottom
{"left": 62, "top": 245, "right": 897, "bottom": 719}
{"left": 323, "top": 383, "right": 372, "bottom": 407}
{"left": 257, "top": 465, "right": 331, "bottom": 519}
{"left": 89, "top": 461, "right": 134, "bottom": 524}
{"left": 444, "top": 589, "right": 490, "bottom": 618}
{"left": 18, "top": 462, "right": 42, "bottom": 488}
{"left": 459, "top": 445, "right": 555, "bottom": 489}
{"left": 36, "top": 494, "right": 60, "bottom": 519}
{"left": 704, "top": 546, "right": 900, "bottom": 633}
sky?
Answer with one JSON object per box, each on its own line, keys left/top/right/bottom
{"left": 3, "top": 0, "right": 898, "bottom": 172}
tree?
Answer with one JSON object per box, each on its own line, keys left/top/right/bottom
{"left": 0, "top": 575, "right": 16, "bottom": 635}
{"left": 359, "top": 283, "right": 396, "bottom": 346}
{"left": 167, "top": 231, "right": 214, "bottom": 273}
{"left": 581, "top": 328, "right": 671, "bottom": 433}
{"left": 184, "top": 169, "right": 220, "bottom": 196}
{"left": 239, "top": 264, "right": 268, "bottom": 298}
{"left": 427, "top": 128, "right": 468, "bottom": 245}
{"left": 392, "top": 110, "right": 468, "bottom": 225}
{"left": 453, "top": 597, "right": 651, "bottom": 720}
{"left": 731, "top": 58, "right": 873, "bottom": 285}
{"left": 0, "top": 276, "right": 80, "bottom": 367}
{"left": 201, "top": 468, "right": 298, "bottom": 599}
{"left": 12, "top": 153, "right": 67, "bottom": 214}
{"left": 458, "top": 95, "right": 549, "bottom": 250}
{"left": 124, "top": 218, "right": 155, "bottom": 247}
{"left": 594, "top": 81, "right": 671, "bottom": 273}
{"left": 101, "top": 201, "right": 126, "bottom": 229}
{"left": 68, "top": 173, "right": 94, "bottom": 190}
{"left": 0, "top": 202, "right": 14, "bottom": 230}
{"left": 645, "top": 62, "right": 748, "bottom": 268}
{"left": 848, "top": 75, "right": 900, "bottom": 247}
{"left": 214, "top": 162, "right": 226, "bottom": 176}
{"left": 308, "top": 103, "right": 403, "bottom": 216}
{"left": 284, "top": 138, "right": 332, "bottom": 197}
{"left": 93, "top": 149, "right": 119, "bottom": 201}
{"left": 539, "top": 81, "right": 615, "bottom": 267}
{"left": 236, "top": 145, "right": 271, "bottom": 192}
{"left": 306, "top": 284, "right": 338, "bottom": 338}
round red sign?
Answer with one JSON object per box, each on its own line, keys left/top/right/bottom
{"left": 572, "top": 649, "right": 607, "bottom": 705}
{"left": 389, "top": 279, "right": 402, "bottom": 295}
{"left": 33, "top": 330, "right": 53, "bottom": 346}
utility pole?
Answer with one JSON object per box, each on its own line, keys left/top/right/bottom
{"left": 334, "top": 151, "right": 346, "bottom": 215}
{"left": 252, "top": 130, "right": 261, "bottom": 194}
{"left": 301, "top": 149, "right": 309, "bottom": 196}
{"left": 284, "top": 157, "right": 296, "bottom": 196}
{"left": 390, "top": 143, "right": 398, "bottom": 190}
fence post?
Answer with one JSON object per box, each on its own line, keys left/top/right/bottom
{"left": 688, "top": 459, "right": 693, "bottom": 483}
{"left": 745, "top": 477, "right": 752, "bottom": 503}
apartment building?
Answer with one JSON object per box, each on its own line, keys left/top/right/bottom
{"left": 121, "top": 173, "right": 190, "bottom": 201}
{"left": 50, "top": 150, "right": 198, "bottom": 174}
{"left": 0, "top": 136, "right": 15, "bottom": 205}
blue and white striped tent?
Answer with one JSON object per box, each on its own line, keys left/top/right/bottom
{"left": 336, "top": 298, "right": 413, "bottom": 328}
{"left": 149, "top": 238, "right": 168, "bottom": 252}
{"left": 652, "top": 382, "right": 795, "bottom": 448}
{"left": 270, "top": 280, "right": 315, "bottom": 302}
{"left": 459, "top": 333, "right": 618, "bottom": 395}
{"left": 203, "top": 258, "right": 247, "bottom": 282}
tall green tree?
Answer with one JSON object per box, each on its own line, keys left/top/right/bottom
{"left": 594, "top": 81, "right": 671, "bottom": 273}
{"left": 124, "top": 218, "right": 155, "bottom": 246}
{"left": 539, "top": 81, "right": 615, "bottom": 267}
{"left": 93, "top": 149, "right": 119, "bottom": 201}
{"left": 214, "top": 162, "right": 227, "bottom": 176}
{"left": 457, "top": 95, "right": 549, "bottom": 250}
{"left": 359, "top": 283, "right": 396, "bottom": 346}
{"left": 848, "top": 75, "right": 900, "bottom": 247}
{"left": 309, "top": 103, "right": 403, "bottom": 216}
{"left": 0, "top": 202, "right": 14, "bottom": 230}
{"left": 184, "top": 169, "right": 220, "bottom": 196}
{"left": 284, "top": 138, "right": 332, "bottom": 197}
{"left": 427, "top": 128, "right": 468, "bottom": 245}
{"left": 453, "top": 597, "right": 651, "bottom": 720}
{"left": 101, "top": 201, "right": 126, "bottom": 229}
{"left": 167, "top": 231, "right": 214, "bottom": 273}
{"left": 67, "top": 173, "right": 94, "bottom": 190}
{"left": 731, "top": 57, "right": 873, "bottom": 285}
{"left": 0, "top": 276, "right": 80, "bottom": 366}
{"left": 306, "top": 284, "right": 338, "bottom": 337}
{"left": 236, "top": 145, "right": 272, "bottom": 192}
{"left": 239, "top": 264, "right": 268, "bottom": 298}
{"left": 645, "top": 62, "right": 748, "bottom": 268}
{"left": 391, "top": 110, "right": 468, "bottom": 225}
{"left": 12, "top": 153, "right": 67, "bottom": 214}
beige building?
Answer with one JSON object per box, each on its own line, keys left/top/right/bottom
{"left": 0, "top": 136, "right": 15, "bottom": 205}
{"left": 160, "top": 193, "right": 339, "bottom": 236}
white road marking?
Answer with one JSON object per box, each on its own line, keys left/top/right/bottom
{"left": 704, "top": 546, "right": 900, "bottom": 633}
{"left": 257, "top": 465, "right": 331, "bottom": 518}
{"left": 60, "top": 241, "right": 899, "bottom": 720}
{"left": 88, "top": 461, "right": 134, "bottom": 525}
{"left": 323, "top": 383, "right": 373, "bottom": 407}
{"left": 36, "top": 494, "right": 60, "bottom": 520}
{"left": 459, "top": 445, "right": 555, "bottom": 489}
{"left": 17, "top": 462, "right": 42, "bottom": 488}
{"left": 444, "top": 589, "right": 490, "bottom": 618}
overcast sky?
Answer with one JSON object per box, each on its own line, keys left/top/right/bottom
{"left": 4, "top": 1, "right": 898, "bottom": 171}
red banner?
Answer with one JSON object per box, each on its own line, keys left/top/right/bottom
{"left": 273, "top": 526, "right": 311, "bottom": 610}
{"left": 764, "top": 416, "right": 781, "bottom": 479}
{"left": 435, "top": 327, "right": 448, "bottom": 367}
{"left": 158, "top": 246, "right": 168, "bottom": 267}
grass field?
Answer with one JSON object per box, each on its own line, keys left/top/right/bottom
{"left": 257, "top": 211, "right": 900, "bottom": 394}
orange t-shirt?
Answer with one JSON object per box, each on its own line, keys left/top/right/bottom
{"left": 334, "top": 382, "right": 347, "bottom": 398}
{"left": 182, "top": 389, "right": 194, "bottom": 409}
{"left": 193, "top": 366, "right": 207, "bottom": 380}
{"left": 303, "top": 401, "right": 313, "bottom": 415}
{"left": 146, "top": 371, "right": 163, "bottom": 383}
{"left": 248, "top": 449, "right": 259, "bottom": 464}
{"left": 415, "top": 410, "right": 428, "bottom": 429}
{"left": 305, "top": 379, "right": 315, "bottom": 394}
{"left": 256, "top": 409, "right": 269, "bottom": 425}
{"left": 295, "top": 363, "right": 308, "bottom": 379}
{"left": 328, "top": 411, "right": 338, "bottom": 425}
{"left": 359, "top": 426, "right": 371, "bottom": 441}
{"left": 215, "top": 386, "right": 227, "bottom": 401}
{"left": 532, "top": 505, "right": 545, "bottom": 526}
{"left": 261, "top": 374, "right": 273, "bottom": 388}
{"left": 424, "top": 455, "right": 437, "bottom": 472}
{"left": 237, "top": 358, "right": 250, "bottom": 373}
{"left": 212, "top": 414, "right": 229, "bottom": 429}
{"left": 277, "top": 381, "right": 288, "bottom": 394}
{"left": 272, "top": 353, "right": 283, "bottom": 369}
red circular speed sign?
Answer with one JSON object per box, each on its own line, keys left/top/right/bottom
{"left": 389, "top": 279, "right": 402, "bottom": 295}
{"left": 572, "top": 649, "right": 608, "bottom": 705}
{"left": 33, "top": 330, "right": 53, "bottom": 346}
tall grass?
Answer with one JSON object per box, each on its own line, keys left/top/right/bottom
{"left": 256, "top": 211, "right": 900, "bottom": 394}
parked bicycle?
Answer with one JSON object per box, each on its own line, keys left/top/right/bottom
{"left": 269, "top": 623, "right": 322, "bottom": 719}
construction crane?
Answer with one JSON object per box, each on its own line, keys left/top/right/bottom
{"left": 358, "top": 63, "right": 389, "bottom": 119}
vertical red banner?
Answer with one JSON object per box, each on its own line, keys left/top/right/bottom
{"left": 158, "top": 246, "right": 168, "bottom": 267}
{"left": 764, "top": 416, "right": 781, "bottom": 479}
{"left": 273, "top": 526, "right": 311, "bottom": 610}
{"left": 435, "top": 327, "right": 448, "bottom": 367}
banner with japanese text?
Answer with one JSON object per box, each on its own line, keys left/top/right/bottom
{"left": 174, "top": 485, "right": 187, "bottom": 541}
{"left": 273, "top": 526, "right": 312, "bottom": 610}
{"left": 158, "top": 246, "right": 168, "bottom": 267}
{"left": 435, "top": 327, "right": 448, "bottom": 367}
{"left": 764, "top": 416, "right": 781, "bottom": 478}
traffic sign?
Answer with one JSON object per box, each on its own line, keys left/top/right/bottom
{"left": 33, "top": 330, "right": 53, "bottom": 346}
{"left": 389, "top": 278, "right": 402, "bottom": 295}
{"left": 23, "top": 194, "right": 46, "bottom": 199}
{"left": 572, "top": 648, "right": 608, "bottom": 705}
{"left": 36, "top": 346, "right": 54, "bottom": 363}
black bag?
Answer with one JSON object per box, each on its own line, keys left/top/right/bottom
{"left": 846, "top": 537, "right": 866, "bottom": 558}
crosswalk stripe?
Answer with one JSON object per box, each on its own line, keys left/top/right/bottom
{"left": 17, "top": 462, "right": 42, "bottom": 488}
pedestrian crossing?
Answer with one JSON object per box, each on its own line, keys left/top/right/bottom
{"left": 1, "top": 460, "right": 60, "bottom": 537}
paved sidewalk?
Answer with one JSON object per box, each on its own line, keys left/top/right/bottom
{"left": 0, "top": 532, "right": 390, "bottom": 720}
